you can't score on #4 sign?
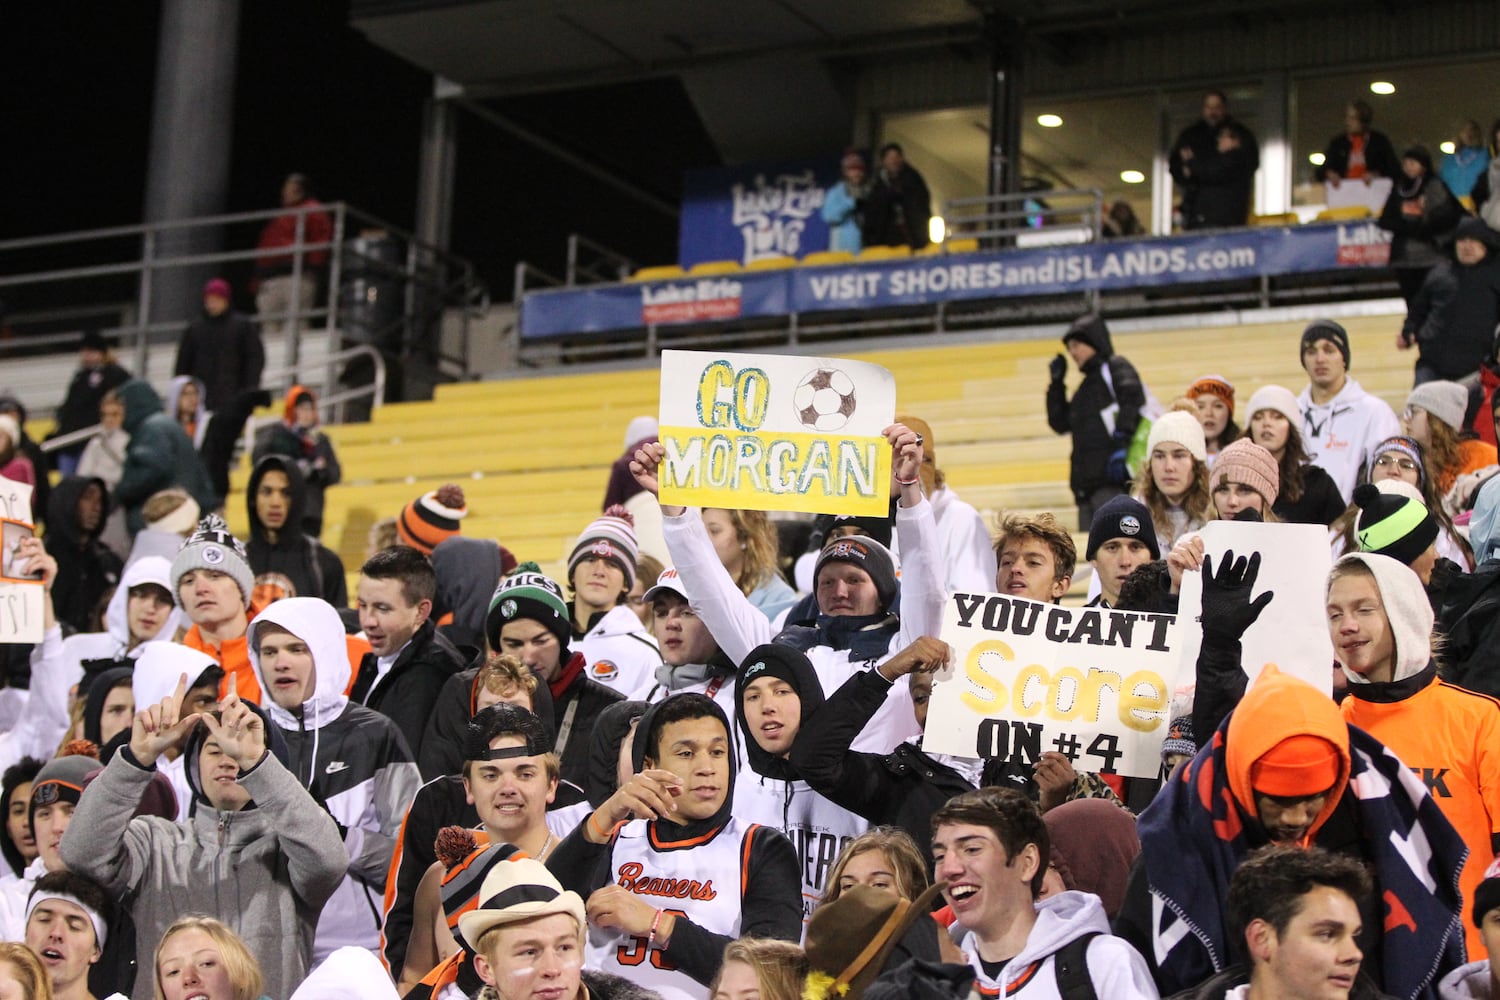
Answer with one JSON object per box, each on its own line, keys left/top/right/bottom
{"left": 924, "top": 592, "right": 1184, "bottom": 779}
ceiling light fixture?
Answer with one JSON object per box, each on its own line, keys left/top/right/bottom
{"left": 1309, "top": 152, "right": 1326, "bottom": 165}
{"left": 1037, "top": 114, "right": 1063, "bottom": 128}
{"left": 1440, "top": 141, "right": 1457, "bottom": 154}
{"left": 1120, "top": 170, "right": 1145, "bottom": 184}
{"left": 1369, "top": 81, "right": 1395, "bottom": 95}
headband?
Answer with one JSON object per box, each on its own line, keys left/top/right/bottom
{"left": 26, "top": 891, "right": 106, "bottom": 949}
{"left": 469, "top": 744, "right": 544, "bottom": 762}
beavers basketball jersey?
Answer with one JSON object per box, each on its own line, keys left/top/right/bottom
{"left": 586, "top": 816, "right": 755, "bottom": 1000}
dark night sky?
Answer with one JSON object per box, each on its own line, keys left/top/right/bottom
{"left": 2, "top": 1, "right": 719, "bottom": 314}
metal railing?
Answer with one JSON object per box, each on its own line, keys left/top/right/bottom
{"left": 0, "top": 202, "right": 488, "bottom": 395}
{"left": 942, "top": 188, "right": 1106, "bottom": 245}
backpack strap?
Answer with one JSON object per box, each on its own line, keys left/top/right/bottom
{"left": 1053, "top": 931, "right": 1101, "bottom": 1000}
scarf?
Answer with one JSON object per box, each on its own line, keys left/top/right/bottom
{"left": 774, "top": 610, "right": 899, "bottom": 663}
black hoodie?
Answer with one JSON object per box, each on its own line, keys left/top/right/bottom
{"left": 546, "top": 693, "right": 802, "bottom": 988}
{"left": 44, "top": 475, "right": 122, "bottom": 632}
{"left": 1046, "top": 315, "right": 1144, "bottom": 499}
{"left": 244, "top": 454, "right": 347, "bottom": 606}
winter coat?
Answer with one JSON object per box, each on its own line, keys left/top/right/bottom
{"left": 248, "top": 598, "right": 422, "bottom": 960}
{"left": 956, "top": 891, "right": 1157, "bottom": 998}
{"left": 574, "top": 603, "right": 660, "bottom": 701}
{"left": 52, "top": 361, "right": 131, "bottom": 441}
{"left": 863, "top": 164, "right": 932, "bottom": 249}
{"left": 1297, "top": 377, "right": 1402, "bottom": 503}
{"left": 927, "top": 484, "right": 998, "bottom": 594}
{"left": 1170, "top": 964, "right": 1398, "bottom": 1000}
{"left": 1438, "top": 478, "right": 1500, "bottom": 696}
{"left": 1380, "top": 174, "right": 1464, "bottom": 270}
{"left": 112, "top": 379, "right": 214, "bottom": 533}
{"left": 168, "top": 375, "right": 269, "bottom": 505}
{"left": 349, "top": 618, "right": 470, "bottom": 773}
{"left": 1170, "top": 116, "right": 1259, "bottom": 229}
{"left": 1047, "top": 316, "right": 1144, "bottom": 499}
{"left": 251, "top": 385, "right": 342, "bottom": 536}
{"left": 1404, "top": 219, "right": 1500, "bottom": 381}
{"left": 822, "top": 179, "right": 867, "bottom": 253}
{"left": 475, "top": 971, "right": 664, "bottom": 1000}
{"left": 256, "top": 197, "right": 333, "bottom": 276}
{"left": 244, "top": 454, "right": 347, "bottom": 606}
{"left": 1315, "top": 129, "right": 1402, "bottom": 184}
{"left": 430, "top": 537, "right": 505, "bottom": 650}
{"left": 60, "top": 724, "right": 348, "bottom": 999}
{"left": 173, "top": 307, "right": 265, "bottom": 412}
{"left": 43, "top": 475, "right": 122, "bottom": 632}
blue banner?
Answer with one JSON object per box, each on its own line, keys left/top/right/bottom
{"left": 679, "top": 159, "right": 840, "bottom": 268}
{"left": 522, "top": 221, "right": 1392, "bottom": 340}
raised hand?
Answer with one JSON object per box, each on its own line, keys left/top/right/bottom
{"left": 878, "top": 636, "right": 951, "bottom": 682}
{"left": 1049, "top": 353, "right": 1067, "bottom": 382}
{"left": 1200, "top": 549, "right": 1275, "bottom": 645}
{"left": 883, "top": 423, "right": 923, "bottom": 498}
{"left": 589, "top": 768, "right": 684, "bottom": 839}
{"left": 629, "top": 442, "right": 665, "bottom": 497}
{"left": 199, "top": 674, "right": 266, "bottom": 771}
{"left": 129, "top": 673, "right": 204, "bottom": 767}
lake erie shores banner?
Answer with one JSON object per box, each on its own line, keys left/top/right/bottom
{"left": 924, "top": 592, "right": 1183, "bottom": 779}
{"left": 678, "top": 158, "right": 840, "bottom": 268}
{"left": 656, "top": 350, "right": 894, "bottom": 516}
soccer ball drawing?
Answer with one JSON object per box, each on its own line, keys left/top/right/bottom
{"left": 793, "top": 368, "right": 857, "bottom": 431}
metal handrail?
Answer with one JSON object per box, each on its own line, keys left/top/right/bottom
{"left": 944, "top": 188, "right": 1105, "bottom": 242}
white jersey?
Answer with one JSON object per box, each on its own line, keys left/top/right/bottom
{"left": 586, "top": 817, "right": 753, "bottom": 1000}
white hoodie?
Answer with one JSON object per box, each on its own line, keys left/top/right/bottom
{"left": 576, "top": 603, "right": 661, "bottom": 700}
{"left": 1298, "top": 376, "right": 1401, "bottom": 503}
{"left": 955, "top": 891, "right": 1159, "bottom": 999}
{"left": 247, "top": 597, "right": 421, "bottom": 962}
{"left": 132, "top": 641, "right": 220, "bottom": 821}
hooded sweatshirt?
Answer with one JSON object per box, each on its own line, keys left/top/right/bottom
{"left": 956, "top": 890, "right": 1157, "bottom": 998}
{"left": 732, "top": 645, "right": 869, "bottom": 927}
{"left": 574, "top": 602, "right": 661, "bottom": 701}
{"left": 132, "top": 641, "right": 224, "bottom": 820}
{"left": 164, "top": 375, "right": 209, "bottom": 450}
{"left": 547, "top": 695, "right": 802, "bottom": 999}
{"left": 247, "top": 597, "right": 421, "bottom": 960}
{"left": 49, "top": 555, "right": 182, "bottom": 691}
{"left": 1439, "top": 477, "right": 1500, "bottom": 697}
{"left": 245, "top": 455, "right": 348, "bottom": 606}
{"left": 429, "top": 536, "right": 503, "bottom": 650}
{"left": 251, "top": 385, "right": 342, "bottom": 535}
{"left": 60, "top": 700, "right": 348, "bottom": 1000}
{"left": 43, "top": 474, "right": 123, "bottom": 632}
{"left": 1297, "top": 376, "right": 1402, "bottom": 503}
{"left": 1045, "top": 315, "right": 1145, "bottom": 498}
{"left": 1337, "top": 552, "right": 1500, "bottom": 959}
{"left": 112, "top": 379, "right": 214, "bottom": 532}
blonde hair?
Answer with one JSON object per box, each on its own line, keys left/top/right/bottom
{"left": 1136, "top": 458, "right": 1212, "bottom": 542}
{"left": 819, "top": 827, "right": 930, "bottom": 907}
{"left": 154, "top": 916, "right": 264, "bottom": 1000}
{"left": 711, "top": 939, "right": 808, "bottom": 1000}
{"left": 0, "top": 944, "right": 52, "bottom": 1000}
{"left": 995, "top": 512, "right": 1076, "bottom": 582}
{"left": 366, "top": 517, "right": 399, "bottom": 560}
{"left": 706, "top": 508, "right": 782, "bottom": 594}
{"left": 141, "top": 488, "right": 192, "bottom": 527}
{"left": 475, "top": 654, "right": 538, "bottom": 707}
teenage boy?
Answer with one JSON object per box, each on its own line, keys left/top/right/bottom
{"left": 243, "top": 454, "right": 347, "bottom": 605}
{"left": 995, "top": 512, "right": 1077, "bottom": 603}
{"left": 51, "top": 555, "right": 180, "bottom": 692}
{"left": 61, "top": 673, "right": 347, "bottom": 998}
{"left": 1086, "top": 496, "right": 1161, "bottom": 608}
{"left": 24, "top": 870, "right": 123, "bottom": 1000}
{"left": 565, "top": 507, "right": 659, "bottom": 699}
{"left": 1296, "top": 320, "right": 1401, "bottom": 502}
{"left": 248, "top": 596, "right": 421, "bottom": 961}
{"left": 637, "top": 424, "right": 943, "bottom": 756}
{"left": 641, "top": 568, "right": 736, "bottom": 719}
{"left": 130, "top": 641, "right": 227, "bottom": 819}
{"left": 172, "top": 514, "right": 267, "bottom": 702}
{"left": 732, "top": 644, "right": 870, "bottom": 923}
{"left": 353, "top": 545, "right": 470, "bottom": 769}
{"left": 932, "top": 786, "right": 1156, "bottom": 997}
{"left": 548, "top": 693, "right": 801, "bottom": 998}
{"left": 1170, "top": 845, "right": 1390, "bottom": 1000}
{"left": 0, "top": 746, "right": 100, "bottom": 940}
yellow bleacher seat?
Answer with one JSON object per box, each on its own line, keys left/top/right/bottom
{"left": 687, "top": 260, "right": 741, "bottom": 276}
{"left": 629, "top": 264, "right": 686, "bottom": 282}
{"left": 856, "top": 245, "right": 912, "bottom": 261}
{"left": 746, "top": 255, "right": 796, "bottom": 271}
{"left": 915, "top": 243, "right": 945, "bottom": 257}
{"left": 945, "top": 237, "right": 979, "bottom": 253}
{"left": 1315, "top": 205, "right": 1373, "bottom": 222}
{"left": 1251, "top": 213, "right": 1299, "bottom": 227}
{"left": 799, "top": 250, "right": 855, "bottom": 267}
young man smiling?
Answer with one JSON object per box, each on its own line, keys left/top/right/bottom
{"left": 248, "top": 596, "right": 421, "bottom": 961}
{"left": 931, "top": 786, "right": 1156, "bottom": 997}
{"left": 564, "top": 507, "right": 659, "bottom": 700}
{"left": 547, "top": 693, "right": 801, "bottom": 998}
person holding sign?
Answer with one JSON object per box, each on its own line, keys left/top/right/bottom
{"left": 1207, "top": 439, "right": 1280, "bottom": 521}
{"left": 0, "top": 538, "right": 74, "bottom": 777}
{"left": 637, "top": 424, "right": 945, "bottom": 756}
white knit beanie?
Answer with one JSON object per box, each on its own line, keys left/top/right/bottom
{"left": 1245, "top": 385, "right": 1302, "bottom": 431}
{"left": 1146, "top": 410, "right": 1207, "bottom": 462}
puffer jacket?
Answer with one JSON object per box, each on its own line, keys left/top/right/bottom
{"left": 112, "top": 379, "right": 214, "bottom": 532}
{"left": 1046, "top": 315, "right": 1144, "bottom": 498}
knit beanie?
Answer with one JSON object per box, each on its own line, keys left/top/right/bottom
{"left": 1187, "top": 375, "right": 1235, "bottom": 411}
{"left": 1370, "top": 436, "right": 1427, "bottom": 491}
{"left": 1474, "top": 861, "right": 1500, "bottom": 927}
{"left": 1300, "top": 320, "right": 1351, "bottom": 369}
{"left": 171, "top": 514, "right": 254, "bottom": 609}
{"left": 1353, "top": 483, "right": 1439, "bottom": 567}
{"left": 146, "top": 493, "right": 201, "bottom": 536}
{"left": 567, "top": 505, "right": 639, "bottom": 590}
{"left": 486, "top": 564, "right": 570, "bottom": 653}
{"left": 1405, "top": 380, "right": 1468, "bottom": 432}
{"left": 814, "top": 535, "right": 899, "bottom": 612}
{"left": 1244, "top": 385, "right": 1301, "bottom": 431}
{"left": 1161, "top": 714, "right": 1196, "bottom": 762}
{"left": 202, "top": 278, "right": 231, "bottom": 299}
{"left": 1251, "top": 734, "right": 1343, "bottom": 798}
{"left": 30, "top": 743, "right": 100, "bottom": 830}
{"left": 1211, "top": 439, "right": 1280, "bottom": 509}
{"left": 738, "top": 644, "right": 815, "bottom": 699}
{"left": 434, "top": 827, "right": 526, "bottom": 949}
{"left": 398, "top": 484, "right": 468, "bottom": 555}
{"left": 1086, "top": 495, "right": 1160, "bottom": 560}
{"left": 1147, "top": 410, "right": 1208, "bottom": 463}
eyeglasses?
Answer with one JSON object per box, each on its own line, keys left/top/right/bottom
{"left": 1373, "top": 455, "right": 1419, "bottom": 472}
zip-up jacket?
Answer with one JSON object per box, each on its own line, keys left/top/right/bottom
{"left": 1297, "top": 377, "right": 1402, "bottom": 503}
{"left": 574, "top": 603, "right": 661, "bottom": 701}
{"left": 350, "top": 618, "right": 471, "bottom": 772}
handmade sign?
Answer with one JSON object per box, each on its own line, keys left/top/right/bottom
{"left": 657, "top": 350, "right": 895, "bottom": 515}
{"left": 924, "top": 592, "right": 1183, "bottom": 779}
{"left": 0, "top": 474, "right": 41, "bottom": 644}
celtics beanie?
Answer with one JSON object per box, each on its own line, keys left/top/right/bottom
{"left": 171, "top": 514, "right": 254, "bottom": 609}
{"left": 487, "top": 563, "right": 571, "bottom": 653}
{"left": 1354, "top": 482, "right": 1439, "bottom": 567}
{"left": 399, "top": 483, "right": 468, "bottom": 554}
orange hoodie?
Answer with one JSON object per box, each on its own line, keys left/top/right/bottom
{"left": 1224, "top": 664, "right": 1351, "bottom": 845}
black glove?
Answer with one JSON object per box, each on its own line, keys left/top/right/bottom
{"left": 1200, "top": 549, "right": 1274, "bottom": 645}
{"left": 1049, "top": 354, "right": 1067, "bottom": 381}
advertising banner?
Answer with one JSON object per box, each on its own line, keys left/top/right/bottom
{"left": 679, "top": 159, "right": 839, "bottom": 268}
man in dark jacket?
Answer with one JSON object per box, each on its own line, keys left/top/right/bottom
{"left": 1314, "top": 100, "right": 1401, "bottom": 186}
{"left": 862, "top": 143, "right": 932, "bottom": 249}
{"left": 1046, "top": 314, "right": 1144, "bottom": 529}
{"left": 173, "top": 277, "right": 265, "bottom": 413}
{"left": 1170, "top": 90, "right": 1260, "bottom": 229}
{"left": 251, "top": 385, "right": 341, "bottom": 538}
{"left": 1400, "top": 215, "right": 1500, "bottom": 385}
{"left": 111, "top": 380, "right": 214, "bottom": 534}
{"left": 244, "top": 454, "right": 347, "bottom": 606}
{"left": 351, "top": 545, "right": 470, "bottom": 765}
{"left": 42, "top": 476, "right": 122, "bottom": 633}
{"left": 49, "top": 332, "right": 131, "bottom": 475}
